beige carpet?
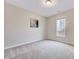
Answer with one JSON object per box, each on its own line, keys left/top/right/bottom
{"left": 5, "top": 40, "right": 74, "bottom": 59}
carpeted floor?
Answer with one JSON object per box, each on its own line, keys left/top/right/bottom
{"left": 4, "top": 40, "right": 74, "bottom": 59}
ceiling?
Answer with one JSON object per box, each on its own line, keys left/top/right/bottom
{"left": 5, "top": 0, "right": 74, "bottom": 17}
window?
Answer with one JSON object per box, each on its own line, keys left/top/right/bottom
{"left": 56, "top": 18, "right": 65, "bottom": 37}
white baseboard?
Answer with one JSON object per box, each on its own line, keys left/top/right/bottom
{"left": 4, "top": 39, "right": 73, "bottom": 50}
{"left": 45, "top": 39, "right": 74, "bottom": 46}
{"left": 4, "top": 39, "right": 42, "bottom": 50}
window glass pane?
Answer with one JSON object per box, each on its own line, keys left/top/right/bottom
{"left": 56, "top": 18, "right": 65, "bottom": 37}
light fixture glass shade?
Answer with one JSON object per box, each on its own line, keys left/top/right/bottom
{"left": 41, "top": 0, "right": 56, "bottom": 8}
{"left": 46, "top": 1, "right": 52, "bottom": 5}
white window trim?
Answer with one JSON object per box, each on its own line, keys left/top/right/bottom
{"left": 56, "top": 18, "right": 66, "bottom": 37}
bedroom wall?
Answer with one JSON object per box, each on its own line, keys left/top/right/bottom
{"left": 4, "top": 2, "right": 74, "bottom": 49}
{"left": 47, "top": 9, "right": 74, "bottom": 45}
{"left": 4, "top": 2, "right": 46, "bottom": 49}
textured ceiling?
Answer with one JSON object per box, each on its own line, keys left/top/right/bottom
{"left": 5, "top": 0, "right": 74, "bottom": 17}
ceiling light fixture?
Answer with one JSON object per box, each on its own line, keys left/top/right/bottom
{"left": 45, "top": 0, "right": 52, "bottom": 5}
{"left": 41, "top": 0, "right": 56, "bottom": 8}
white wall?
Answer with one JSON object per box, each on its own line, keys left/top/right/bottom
{"left": 4, "top": 2, "right": 74, "bottom": 49}
{"left": 47, "top": 9, "right": 74, "bottom": 45}
{"left": 4, "top": 2, "right": 46, "bottom": 49}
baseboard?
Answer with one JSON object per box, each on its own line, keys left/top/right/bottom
{"left": 45, "top": 39, "right": 74, "bottom": 46}
{"left": 4, "top": 39, "right": 42, "bottom": 50}
{"left": 4, "top": 39, "right": 74, "bottom": 50}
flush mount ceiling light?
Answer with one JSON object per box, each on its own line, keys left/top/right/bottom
{"left": 45, "top": 0, "right": 52, "bottom": 5}
{"left": 41, "top": 0, "right": 56, "bottom": 8}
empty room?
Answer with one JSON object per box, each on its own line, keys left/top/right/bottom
{"left": 4, "top": 0, "right": 74, "bottom": 59}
